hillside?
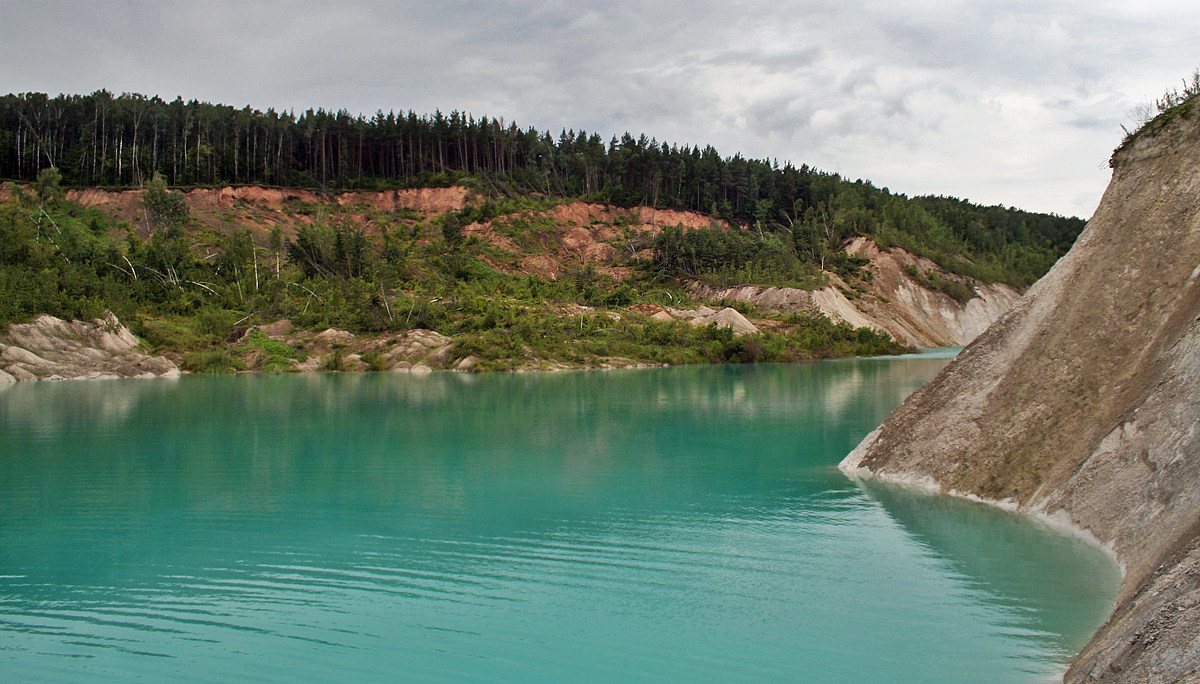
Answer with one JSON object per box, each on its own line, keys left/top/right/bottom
{"left": 0, "top": 176, "right": 1034, "bottom": 377}
{"left": 0, "top": 90, "right": 1086, "bottom": 376}
{"left": 65, "top": 184, "right": 1014, "bottom": 347}
{"left": 840, "top": 93, "right": 1200, "bottom": 679}
{"left": 691, "top": 237, "right": 1021, "bottom": 348}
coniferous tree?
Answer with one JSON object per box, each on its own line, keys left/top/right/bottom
{"left": 0, "top": 90, "right": 1085, "bottom": 286}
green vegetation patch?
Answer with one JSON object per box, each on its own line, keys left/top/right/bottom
{"left": 181, "top": 349, "right": 246, "bottom": 374}
{"left": 237, "top": 330, "right": 307, "bottom": 373}
{"left": 904, "top": 264, "right": 976, "bottom": 304}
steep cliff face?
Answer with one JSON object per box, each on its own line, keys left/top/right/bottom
{"left": 694, "top": 239, "right": 1021, "bottom": 348}
{"left": 844, "top": 237, "right": 1021, "bottom": 347}
{"left": 840, "top": 110, "right": 1200, "bottom": 680}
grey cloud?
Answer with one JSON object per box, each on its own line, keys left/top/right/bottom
{"left": 703, "top": 47, "right": 824, "bottom": 74}
{"left": 880, "top": 95, "right": 911, "bottom": 120}
{"left": 838, "top": 66, "right": 879, "bottom": 97}
{"left": 745, "top": 95, "right": 818, "bottom": 138}
{"left": 1067, "top": 116, "right": 1113, "bottom": 131}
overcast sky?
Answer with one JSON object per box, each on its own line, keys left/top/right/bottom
{"left": 3, "top": 0, "right": 1198, "bottom": 218}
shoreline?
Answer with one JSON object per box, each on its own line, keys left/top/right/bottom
{"left": 838, "top": 463, "right": 1124, "bottom": 684}
{"left": 0, "top": 349, "right": 920, "bottom": 386}
{"left": 0, "top": 311, "right": 924, "bottom": 385}
{"left": 838, "top": 453, "right": 1125, "bottom": 573}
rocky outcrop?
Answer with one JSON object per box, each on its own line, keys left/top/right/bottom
{"left": 840, "top": 108, "right": 1200, "bottom": 680}
{"left": 659, "top": 305, "right": 758, "bottom": 336}
{"left": 379, "top": 329, "right": 455, "bottom": 373}
{"left": 245, "top": 321, "right": 457, "bottom": 374}
{"left": 0, "top": 313, "right": 180, "bottom": 382}
{"left": 692, "top": 281, "right": 886, "bottom": 335}
{"left": 694, "top": 241, "right": 1021, "bottom": 348}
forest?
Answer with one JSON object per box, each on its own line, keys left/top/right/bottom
{"left": 0, "top": 90, "right": 1084, "bottom": 288}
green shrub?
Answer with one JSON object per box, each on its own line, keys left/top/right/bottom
{"left": 137, "top": 315, "right": 205, "bottom": 350}
{"left": 239, "top": 330, "right": 305, "bottom": 372}
{"left": 361, "top": 349, "right": 389, "bottom": 372}
{"left": 182, "top": 349, "right": 245, "bottom": 374}
{"left": 195, "top": 307, "right": 241, "bottom": 340}
{"left": 322, "top": 346, "right": 348, "bottom": 372}
{"left": 904, "top": 264, "right": 976, "bottom": 304}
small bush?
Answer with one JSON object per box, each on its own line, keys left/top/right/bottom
{"left": 195, "top": 307, "right": 240, "bottom": 340}
{"left": 239, "top": 330, "right": 305, "bottom": 372}
{"left": 322, "top": 345, "right": 348, "bottom": 372}
{"left": 137, "top": 315, "right": 205, "bottom": 350}
{"left": 904, "top": 264, "right": 975, "bottom": 304}
{"left": 182, "top": 349, "right": 245, "bottom": 374}
{"left": 361, "top": 349, "right": 389, "bottom": 372}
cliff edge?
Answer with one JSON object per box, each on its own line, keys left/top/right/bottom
{"left": 840, "top": 107, "right": 1200, "bottom": 681}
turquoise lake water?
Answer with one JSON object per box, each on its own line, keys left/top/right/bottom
{"left": 0, "top": 353, "right": 1119, "bottom": 682}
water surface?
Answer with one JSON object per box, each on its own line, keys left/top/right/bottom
{"left": 0, "top": 355, "right": 1119, "bottom": 682}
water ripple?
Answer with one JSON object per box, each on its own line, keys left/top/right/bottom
{"left": 0, "top": 363, "right": 1119, "bottom": 683}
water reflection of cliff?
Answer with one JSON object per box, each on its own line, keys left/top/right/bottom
{"left": 0, "top": 358, "right": 953, "bottom": 589}
{"left": 854, "top": 478, "right": 1120, "bottom": 659}
{"left": 0, "top": 357, "right": 952, "bottom": 519}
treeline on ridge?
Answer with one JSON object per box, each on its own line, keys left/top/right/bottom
{"left": 0, "top": 90, "right": 1084, "bottom": 287}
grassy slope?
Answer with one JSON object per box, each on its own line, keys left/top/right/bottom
{"left": 0, "top": 183, "right": 907, "bottom": 373}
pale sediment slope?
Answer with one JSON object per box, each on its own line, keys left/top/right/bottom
{"left": 845, "top": 237, "right": 1021, "bottom": 347}
{"left": 694, "top": 240, "right": 1020, "bottom": 348}
{"left": 0, "top": 313, "right": 179, "bottom": 382}
{"left": 840, "top": 111, "right": 1200, "bottom": 681}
